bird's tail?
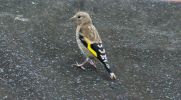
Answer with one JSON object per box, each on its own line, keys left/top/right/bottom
{"left": 88, "top": 42, "right": 116, "bottom": 79}
{"left": 96, "top": 51, "right": 116, "bottom": 79}
{"left": 103, "top": 62, "right": 116, "bottom": 79}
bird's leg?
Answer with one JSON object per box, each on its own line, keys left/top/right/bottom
{"left": 72, "top": 58, "right": 89, "bottom": 70}
{"left": 88, "top": 59, "right": 97, "bottom": 69}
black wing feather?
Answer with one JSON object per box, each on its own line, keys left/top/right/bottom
{"left": 79, "top": 33, "right": 112, "bottom": 73}
{"left": 91, "top": 43, "right": 112, "bottom": 73}
{"left": 79, "top": 34, "right": 87, "bottom": 47}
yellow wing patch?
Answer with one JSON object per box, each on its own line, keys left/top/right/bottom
{"left": 84, "top": 37, "right": 97, "bottom": 57}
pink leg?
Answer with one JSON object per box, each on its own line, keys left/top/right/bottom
{"left": 88, "top": 59, "right": 97, "bottom": 69}
{"left": 72, "top": 58, "right": 89, "bottom": 70}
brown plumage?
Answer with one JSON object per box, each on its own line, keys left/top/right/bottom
{"left": 70, "top": 11, "right": 116, "bottom": 79}
{"left": 80, "top": 24, "right": 101, "bottom": 43}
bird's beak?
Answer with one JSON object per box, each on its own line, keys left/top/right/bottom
{"left": 69, "top": 15, "right": 76, "bottom": 21}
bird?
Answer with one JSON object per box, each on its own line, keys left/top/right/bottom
{"left": 70, "top": 11, "right": 116, "bottom": 79}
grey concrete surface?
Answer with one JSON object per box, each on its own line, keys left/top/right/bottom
{"left": 0, "top": 0, "right": 181, "bottom": 99}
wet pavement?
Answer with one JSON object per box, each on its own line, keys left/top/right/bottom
{"left": 0, "top": 0, "right": 181, "bottom": 99}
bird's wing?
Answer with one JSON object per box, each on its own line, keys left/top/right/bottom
{"left": 79, "top": 33, "right": 100, "bottom": 58}
{"left": 79, "top": 33, "right": 112, "bottom": 73}
{"left": 80, "top": 24, "right": 102, "bottom": 43}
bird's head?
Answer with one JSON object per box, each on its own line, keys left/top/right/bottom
{"left": 70, "top": 11, "right": 92, "bottom": 25}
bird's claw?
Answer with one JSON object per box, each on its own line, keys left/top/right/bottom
{"left": 72, "top": 61, "right": 86, "bottom": 70}
{"left": 110, "top": 73, "right": 116, "bottom": 80}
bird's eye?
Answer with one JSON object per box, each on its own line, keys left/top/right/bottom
{"left": 78, "top": 16, "right": 81, "bottom": 18}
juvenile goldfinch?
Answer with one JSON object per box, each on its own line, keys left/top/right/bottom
{"left": 70, "top": 11, "right": 116, "bottom": 80}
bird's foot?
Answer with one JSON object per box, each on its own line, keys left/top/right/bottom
{"left": 110, "top": 73, "right": 116, "bottom": 80}
{"left": 72, "top": 61, "right": 86, "bottom": 70}
{"left": 88, "top": 60, "right": 97, "bottom": 69}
